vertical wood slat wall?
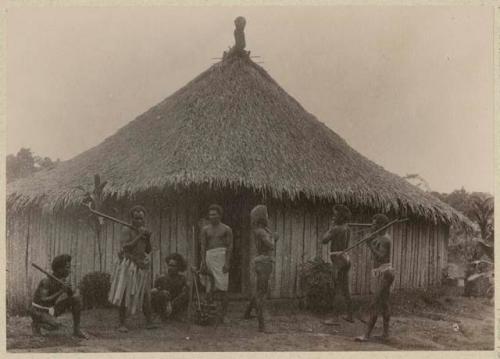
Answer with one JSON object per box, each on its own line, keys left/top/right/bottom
{"left": 7, "top": 206, "right": 450, "bottom": 312}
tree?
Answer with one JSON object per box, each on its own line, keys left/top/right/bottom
{"left": 403, "top": 173, "right": 432, "bottom": 192}
{"left": 6, "top": 148, "right": 59, "bottom": 183}
{"left": 431, "top": 189, "right": 494, "bottom": 260}
{"left": 470, "top": 195, "right": 494, "bottom": 243}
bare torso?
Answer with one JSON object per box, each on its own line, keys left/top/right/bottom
{"left": 202, "top": 223, "right": 232, "bottom": 250}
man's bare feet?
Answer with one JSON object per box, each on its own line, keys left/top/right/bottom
{"left": 117, "top": 325, "right": 128, "bottom": 333}
{"left": 342, "top": 316, "right": 355, "bottom": 323}
{"left": 322, "top": 319, "right": 340, "bottom": 326}
{"left": 355, "top": 335, "right": 369, "bottom": 342}
{"left": 258, "top": 325, "right": 274, "bottom": 334}
{"left": 374, "top": 334, "right": 390, "bottom": 341}
{"left": 31, "top": 322, "right": 42, "bottom": 336}
{"left": 146, "top": 322, "right": 159, "bottom": 329}
{"left": 73, "top": 329, "right": 89, "bottom": 339}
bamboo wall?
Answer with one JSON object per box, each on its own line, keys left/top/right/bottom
{"left": 265, "top": 206, "right": 449, "bottom": 298}
{"left": 6, "top": 204, "right": 449, "bottom": 312}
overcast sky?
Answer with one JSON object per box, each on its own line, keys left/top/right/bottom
{"left": 6, "top": 6, "right": 494, "bottom": 194}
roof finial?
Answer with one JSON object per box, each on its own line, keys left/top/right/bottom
{"left": 234, "top": 16, "right": 246, "bottom": 52}
{"left": 223, "top": 16, "right": 250, "bottom": 60}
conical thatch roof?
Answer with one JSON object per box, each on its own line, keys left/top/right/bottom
{"left": 7, "top": 53, "right": 469, "bottom": 226}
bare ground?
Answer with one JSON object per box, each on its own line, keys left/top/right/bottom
{"left": 7, "top": 289, "right": 494, "bottom": 352}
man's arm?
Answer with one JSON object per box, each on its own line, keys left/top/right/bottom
{"left": 322, "top": 218, "right": 338, "bottom": 244}
{"left": 200, "top": 226, "right": 207, "bottom": 271}
{"left": 172, "top": 277, "right": 189, "bottom": 305}
{"left": 121, "top": 227, "right": 145, "bottom": 248}
{"left": 224, "top": 226, "right": 233, "bottom": 273}
{"left": 153, "top": 276, "right": 163, "bottom": 290}
{"left": 37, "top": 279, "right": 67, "bottom": 303}
{"left": 368, "top": 237, "right": 391, "bottom": 260}
{"left": 321, "top": 228, "right": 333, "bottom": 244}
{"left": 257, "top": 228, "right": 275, "bottom": 250}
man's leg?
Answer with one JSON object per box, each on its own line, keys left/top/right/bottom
{"left": 339, "top": 268, "right": 354, "bottom": 322}
{"left": 69, "top": 295, "right": 88, "bottom": 338}
{"left": 151, "top": 290, "right": 169, "bottom": 321}
{"left": 220, "top": 290, "right": 229, "bottom": 321}
{"left": 143, "top": 288, "right": 157, "bottom": 329}
{"left": 355, "top": 301, "right": 379, "bottom": 341}
{"left": 171, "top": 294, "right": 188, "bottom": 321}
{"left": 244, "top": 297, "right": 257, "bottom": 319}
{"left": 118, "top": 295, "right": 128, "bottom": 332}
{"left": 255, "top": 261, "right": 272, "bottom": 333}
{"left": 381, "top": 272, "right": 394, "bottom": 339}
{"left": 53, "top": 294, "right": 88, "bottom": 339}
{"left": 382, "top": 302, "right": 390, "bottom": 339}
{"left": 330, "top": 264, "right": 338, "bottom": 310}
{"left": 356, "top": 276, "right": 382, "bottom": 342}
{"left": 29, "top": 307, "right": 60, "bottom": 336}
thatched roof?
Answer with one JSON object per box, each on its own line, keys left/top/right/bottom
{"left": 7, "top": 53, "right": 470, "bottom": 226}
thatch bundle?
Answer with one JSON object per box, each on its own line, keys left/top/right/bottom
{"left": 7, "top": 55, "right": 469, "bottom": 227}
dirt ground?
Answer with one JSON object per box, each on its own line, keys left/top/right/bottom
{"left": 7, "top": 288, "right": 494, "bottom": 352}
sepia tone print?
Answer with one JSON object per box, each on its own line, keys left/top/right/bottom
{"left": 5, "top": 5, "right": 494, "bottom": 352}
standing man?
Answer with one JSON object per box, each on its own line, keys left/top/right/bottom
{"left": 200, "top": 204, "right": 233, "bottom": 323}
{"left": 321, "top": 204, "right": 354, "bottom": 323}
{"left": 243, "top": 204, "right": 278, "bottom": 333}
{"left": 356, "top": 214, "right": 395, "bottom": 342}
{"left": 108, "top": 205, "right": 156, "bottom": 332}
{"left": 151, "top": 253, "right": 189, "bottom": 322}
{"left": 29, "top": 254, "right": 88, "bottom": 338}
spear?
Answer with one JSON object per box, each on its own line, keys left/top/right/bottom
{"left": 331, "top": 218, "right": 409, "bottom": 255}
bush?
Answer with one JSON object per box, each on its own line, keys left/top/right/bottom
{"left": 298, "top": 257, "right": 335, "bottom": 312}
{"left": 79, "top": 271, "right": 111, "bottom": 309}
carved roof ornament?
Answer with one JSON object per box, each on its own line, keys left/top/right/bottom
{"left": 223, "top": 16, "right": 250, "bottom": 60}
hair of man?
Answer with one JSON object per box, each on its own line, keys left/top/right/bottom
{"left": 333, "top": 204, "right": 352, "bottom": 224}
{"left": 51, "top": 254, "right": 72, "bottom": 273}
{"left": 129, "top": 205, "right": 147, "bottom": 218}
{"left": 208, "top": 204, "right": 223, "bottom": 217}
{"left": 372, "top": 213, "right": 390, "bottom": 228}
{"left": 165, "top": 253, "right": 187, "bottom": 272}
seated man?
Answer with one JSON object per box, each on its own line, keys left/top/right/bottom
{"left": 151, "top": 253, "right": 189, "bottom": 321}
{"left": 29, "top": 254, "right": 88, "bottom": 338}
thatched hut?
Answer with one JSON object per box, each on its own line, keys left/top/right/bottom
{"left": 7, "top": 21, "right": 470, "bottom": 312}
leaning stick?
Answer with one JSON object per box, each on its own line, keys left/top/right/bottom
{"left": 347, "top": 222, "right": 373, "bottom": 227}
{"left": 190, "top": 267, "right": 202, "bottom": 311}
{"left": 31, "top": 263, "right": 72, "bottom": 291}
{"left": 85, "top": 202, "right": 135, "bottom": 230}
{"left": 331, "top": 218, "right": 409, "bottom": 255}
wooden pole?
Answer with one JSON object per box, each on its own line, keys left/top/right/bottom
{"left": 31, "top": 263, "right": 71, "bottom": 290}
{"left": 332, "top": 218, "right": 409, "bottom": 255}
{"left": 85, "top": 203, "right": 135, "bottom": 230}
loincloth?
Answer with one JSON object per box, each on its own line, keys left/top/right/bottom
{"left": 253, "top": 255, "right": 273, "bottom": 295}
{"left": 31, "top": 302, "right": 55, "bottom": 316}
{"left": 330, "top": 251, "right": 350, "bottom": 268}
{"left": 201, "top": 247, "right": 229, "bottom": 292}
{"left": 108, "top": 257, "right": 151, "bottom": 315}
{"left": 370, "top": 263, "right": 395, "bottom": 294}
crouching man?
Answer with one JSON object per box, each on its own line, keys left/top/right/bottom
{"left": 151, "top": 253, "right": 189, "bottom": 321}
{"left": 29, "top": 254, "right": 88, "bottom": 339}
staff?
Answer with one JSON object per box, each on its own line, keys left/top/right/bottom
{"left": 332, "top": 218, "right": 408, "bottom": 255}
{"left": 85, "top": 202, "right": 135, "bottom": 230}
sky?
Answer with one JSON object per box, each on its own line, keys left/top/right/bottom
{"left": 6, "top": 6, "right": 494, "bottom": 194}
